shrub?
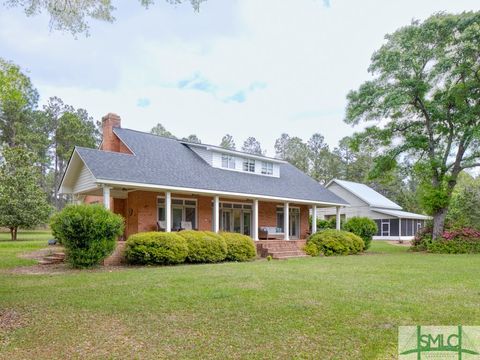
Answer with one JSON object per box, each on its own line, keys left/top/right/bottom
{"left": 342, "top": 217, "right": 377, "bottom": 250}
{"left": 307, "top": 229, "right": 365, "bottom": 256}
{"left": 427, "top": 228, "right": 480, "bottom": 254}
{"left": 125, "top": 232, "right": 188, "bottom": 265}
{"left": 303, "top": 242, "right": 320, "bottom": 256}
{"left": 50, "top": 204, "right": 124, "bottom": 268}
{"left": 178, "top": 230, "right": 227, "bottom": 263}
{"left": 344, "top": 232, "right": 365, "bottom": 254}
{"left": 220, "top": 232, "right": 256, "bottom": 261}
{"left": 411, "top": 226, "right": 433, "bottom": 251}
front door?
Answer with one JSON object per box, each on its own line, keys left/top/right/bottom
{"left": 289, "top": 208, "right": 300, "bottom": 239}
{"left": 172, "top": 207, "right": 183, "bottom": 230}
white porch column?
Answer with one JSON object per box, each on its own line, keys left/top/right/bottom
{"left": 284, "top": 202, "right": 290, "bottom": 240}
{"left": 335, "top": 206, "right": 341, "bottom": 230}
{"left": 102, "top": 186, "right": 111, "bottom": 209}
{"left": 252, "top": 199, "right": 259, "bottom": 241}
{"left": 312, "top": 205, "right": 317, "bottom": 234}
{"left": 399, "top": 218, "right": 402, "bottom": 241}
{"left": 165, "top": 191, "right": 172, "bottom": 232}
{"left": 213, "top": 195, "right": 220, "bottom": 233}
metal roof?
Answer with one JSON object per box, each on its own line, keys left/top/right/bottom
{"left": 327, "top": 179, "right": 402, "bottom": 210}
{"left": 371, "top": 208, "right": 431, "bottom": 220}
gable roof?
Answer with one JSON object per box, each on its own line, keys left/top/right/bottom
{"left": 68, "top": 128, "right": 348, "bottom": 205}
{"left": 326, "top": 179, "right": 402, "bottom": 210}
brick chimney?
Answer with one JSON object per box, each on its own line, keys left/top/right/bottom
{"left": 101, "top": 113, "right": 121, "bottom": 152}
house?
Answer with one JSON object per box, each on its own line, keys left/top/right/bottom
{"left": 59, "top": 113, "right": 348, "bottom": 255}
{"left": 317, "top": 179, "right": 430, "bottom": 240}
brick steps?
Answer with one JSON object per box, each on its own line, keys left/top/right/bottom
{"left": 39, "top": 252, "right": 65, "bottom": 265}
{"left": 256, "top": 240, "right": 308, "bottom": 260}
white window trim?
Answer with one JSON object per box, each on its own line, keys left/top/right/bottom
{"left": 261, "top": 161, "right": 273, "bottom": 175}
{"left": 221, "top": 154, "right": 235, "bottom": 169}
{"left": 243, "top": 158, "right": 256, "bottom": 173}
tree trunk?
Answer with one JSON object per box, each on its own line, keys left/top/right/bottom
{"left": 432, "top": 207, "right": 448, "bottom": 240}
{"left": 10, "top": 227, "right": 18, "bottom": 241}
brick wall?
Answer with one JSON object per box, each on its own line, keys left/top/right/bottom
{"left": 100, "top": 113, "right": 131, "bottom": 154}
{"left": 258, "top": 201, "right": 310, "bottom": 239}
{"left": 86, "top": 191, "right": 310, "bottom": 239}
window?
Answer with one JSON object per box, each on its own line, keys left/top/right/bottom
{"left": 221, "top": 155, "right": 235, "bottom": 169}
{"left": 261, "top": 161, "right": 273, "bottom": 175}
{"left": 157, "top": 197, "right": 197, "bottom": 229}
{"left": 243, "top": 158, "right": 255, "bottom": 172}
{"left": 276, "top": 208, "right": 284, "bottom": 232}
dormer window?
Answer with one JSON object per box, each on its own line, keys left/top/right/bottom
{"left": 261, "top": 161, "right": 273, "bottom": 175}
{"left": 243, "top": 158, "right": 255, "bottom": 172}
{"left": 221, "top": 154, "right": 235, "bottom": 169}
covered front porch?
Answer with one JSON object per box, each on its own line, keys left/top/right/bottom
{"left": 80, "top": 183, "right": 343, "bottom": 241}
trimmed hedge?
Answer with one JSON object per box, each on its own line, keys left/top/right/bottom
{"left": 50, "top": 204, "right": 124, "bottom": 268}
{"left": 178, "top": 230, "right": 227, "bottom": 263}
{"left": 125, "top": 232, "right": 188, "bottom": 265}
{"left": 220, "top": 232, "right": 256, "bottom": 261}
{"left": 307, "top": 229, "right": 365, "bottom": 256}
{"left": 342, "top": 217, "right": 377, "bottom": 250}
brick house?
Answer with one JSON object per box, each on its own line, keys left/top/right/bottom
{"left": 59, "top": 113, "right": 348, "bottom": 247}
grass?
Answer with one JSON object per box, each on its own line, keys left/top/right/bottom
{"left": 0, "top": 230, "right": 52, "bottom": 269}
{"left": 1, "top": 236, "right": 479, "bottom": 359}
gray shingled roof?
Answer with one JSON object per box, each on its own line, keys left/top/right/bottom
{"left": 75, "top": 128, "right": 348, "bottom": 205}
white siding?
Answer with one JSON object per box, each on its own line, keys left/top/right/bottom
{"left": 72, "top": 164, "right": 96, "bottom": 194}
{"left": 327, "top": 183, "right": 368, "bottom": 207}
{"left": 210, "top": 151, "right": 280, "bottom": 177}
{"left": 317, "top": 205, "right": 397, "bottom": 220}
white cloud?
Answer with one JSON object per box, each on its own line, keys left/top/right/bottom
{"left": 1, "top": 0, "right": 480, "bottom": 154}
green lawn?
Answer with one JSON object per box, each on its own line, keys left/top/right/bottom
{"left": 0, "top": 237, "right": 479, "bottom": 359}
{"left": 0, "top": 230, "right": 52, "bottom": 269}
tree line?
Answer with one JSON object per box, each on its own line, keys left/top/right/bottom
{"left": 150, "top": 122, "right": 423, "bottom": 213}
{"left": 2, "top": 11, "right": 480, "bottom": 240}
{"left": 0, "top": 58, "right": 99, "bottom": 238}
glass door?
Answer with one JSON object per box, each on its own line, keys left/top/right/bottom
{"left": 172, "top": 207, "right": 183, "bottom": 230}
{"left": 243, "top": 211, "right": 251, "bottom": 236}
{"left": 289, "top": 208, "right": 300, "bottom": 239}
{"left": 233, "top": 209, "right": 241, "bottom": 233}
{"left": 221, "top": 210, "right": 232, "bottom": 232}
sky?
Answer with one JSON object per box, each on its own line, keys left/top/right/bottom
{"left": 1, "top": 0, "right": 479, "bottom": 155}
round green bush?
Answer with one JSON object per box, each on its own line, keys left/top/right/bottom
{"left": 344, "top": 232, "right": 365, "bottom": 254}
{"left": 178, "top": 230, "right": 227, "bottom": 263}
{"left": 342, "top": 217, "right": 377, "bottom": 250}
{"left": 303, "top": 242, "right": 320, "bottom": 256}
{"left": 125, "top": 232, "right": 188, "bottom": 265}
{"left": 50, "top": 204, "right": 124, "bottom": 268}
{"left": 307, "top": 229, "right": 365, "bottom": 256}
{"left": 220, "top": 232, "right": 256, "bottom": 261}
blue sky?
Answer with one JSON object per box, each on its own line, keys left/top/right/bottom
{"left": 1, "top": 0, "right": 479, "bottom": 154}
